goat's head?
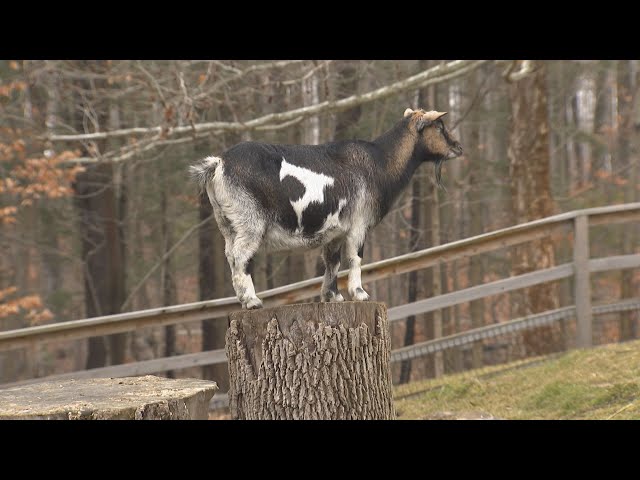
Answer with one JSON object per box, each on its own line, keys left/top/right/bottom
{"left": 404, "top": 107, "right": 463, "bottom": 187}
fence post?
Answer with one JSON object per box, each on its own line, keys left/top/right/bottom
{"left": 574, "top": 214, "right": 592, "bottom": 348}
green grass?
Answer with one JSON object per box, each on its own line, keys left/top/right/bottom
{"left": 394, "top": 339, "right": 640, "bottom": 420}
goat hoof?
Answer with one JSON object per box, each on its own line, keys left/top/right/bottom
{"left": 328, "top": 293, "right": 345, "bottom": 302}
{"left": 321, "top": 291, "right": 345, "bottom": 302}
{"left": 351, "top": 287, "right": 370, "bottom": 301}
{"left": 245, "top": 297, "right": 263, "bottom": 310}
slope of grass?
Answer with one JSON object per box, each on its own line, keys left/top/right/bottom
{"left": 394, "top": 339, "right": 640, "bottom": 420}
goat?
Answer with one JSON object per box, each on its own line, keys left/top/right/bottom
{"left": 190, "top": 108, "right": 463, "bottom": 309}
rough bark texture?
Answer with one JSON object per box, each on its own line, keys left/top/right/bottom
{"left": 332, "top": 60, "right": 362, "bottom": 141}
{"left": 71, "top": 60, "right": 126, "bottom": 369}
{"left": 466, "top": 68, "right": 486, "bottom": 369}
{"left": 507, "top": 61, "right": 562, "bottom": 356}
{"left": 226, "top": 302, "right": 395, "bottom": 420}
{"left": 617, "top": 60, "right": 638, "bottom": 341}
{"left": 400, "top": 170, "right": 422, "bottom": 384}
{"left": 0, "top": 375, "right": 217, "bottom": 420}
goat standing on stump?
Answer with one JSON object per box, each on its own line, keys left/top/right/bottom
{"left": 190, "top": 108, "right": 463, "bottom": 309}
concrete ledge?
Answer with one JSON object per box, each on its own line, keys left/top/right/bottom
{"left": 0, "top": 375, "right": 218, "bottom": 420}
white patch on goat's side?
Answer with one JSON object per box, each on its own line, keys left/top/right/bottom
{"left": 280, "top": 157, "right": 335, "bottom": 229}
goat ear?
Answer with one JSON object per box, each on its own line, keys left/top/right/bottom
{"left": 403, "top": 108, "right": 414, "bottom": 118}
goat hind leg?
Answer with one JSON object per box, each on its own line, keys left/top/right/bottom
{"left": 215, "top": 213, "right": 243, "bottom": 302}
{"left": 321, "top": 239, "right": 344, "bottom": 302}
{"left": 229, "top": 231, "right": 264, "bottom": 309}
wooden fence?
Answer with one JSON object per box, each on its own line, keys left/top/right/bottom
{"left": 1, "top": 202, "right": 639, "bottom": 391}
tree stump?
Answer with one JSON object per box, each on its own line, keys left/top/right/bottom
{"left": 0, "top": 375, "right": 218, "bottom": 420}
{"left": 226, "top": 302, "right": 395, "bottom": 420}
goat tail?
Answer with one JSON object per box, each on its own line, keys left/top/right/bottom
{"left": 189, "top": 156, "right": 221, "bottom": 194}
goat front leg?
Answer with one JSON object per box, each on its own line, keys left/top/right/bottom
{"left": 321, "top": 239, "right": 344, "bottom": 302}
{"left": 226, "top": 230, "right": 264, "bottom": 310}
{"left": 345, "top": 234, "right": 369, "bottom": 301}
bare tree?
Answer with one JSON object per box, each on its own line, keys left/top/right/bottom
{"left": 506, "top": 60, "right": 562, "bottom": 356}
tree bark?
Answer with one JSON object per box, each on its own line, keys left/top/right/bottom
{"left": 466, "top": 68, "right": 486, "bottom": 369}
{"left": 593, "top": 61, "right": 613, "bottom": 176}
{"left": 226, "top": 302, "right": 395, "bottom": 420}
{"left": 429, "top": 70, "right": 447, "bottom": 377}
{"left": 400, "top": 153, "right": 422, "bottom": 384}
{"left": 617, "top": 60, "right": 638, "bottom": 341}
{"left": 74, "top": 162, "right": 125, "bottom": 368}
{"left": 507, "top": 61, "right": 562, "bottom": 356}
{"left": 108, "top": 97, "right": 128, "bottom": 367}
{"left": 71, "top": 61, "right": 126, "bottom": 369}
{"left": 160, "top": 176, "right": 177, "bottom": 378}
{"left": 332, "top": 60, "right": 362, "bottom": 141}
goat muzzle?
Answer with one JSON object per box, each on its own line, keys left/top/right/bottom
{"left": 448, "top": 143, "right": 463, "bottom": 159}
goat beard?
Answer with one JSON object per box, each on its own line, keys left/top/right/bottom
{"left": 434, "top": 158, "right": 446, "bottom": 190}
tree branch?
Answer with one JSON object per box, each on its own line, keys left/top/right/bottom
{"left": 48, "top": 60, "right": 488, "bottom": 145}
{"left": 120, "top": 213, "right": 215, "bottom": 311}
{"left": 504, "top": 60, "right": 536, "bottom": 82}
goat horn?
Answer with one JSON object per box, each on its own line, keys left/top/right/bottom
{"left": 403, "top": 108, "right": 414, "bottom": 118}
{"left": 422, "top": 111, "right": 448, "bottom": 121}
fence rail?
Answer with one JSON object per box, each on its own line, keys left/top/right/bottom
{"left": 1, "top": 202, "right": 639, "bottom": 390}
{"left": 5, "top": 298, "right": 639, "bottom": 391}
{"left": 391, "top": 298, "right": 640, "bottom": 363}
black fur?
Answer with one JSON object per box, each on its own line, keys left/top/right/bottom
{"left": 222, "top": 142, "right": 358, "bottom": 235}
{"left": 217, "top": 114, "right": 461, "bottom": 236}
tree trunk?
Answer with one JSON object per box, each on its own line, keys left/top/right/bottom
{"left": 466, "top": 67, "right": 486, "bottom": 369}
{"left": 507, "top": 61, "right": 562, "bottom": 356}
{"left": 160, "top": 179, "right": 177, "bottom": 378}
{"left": 74, "top": 163, "right": 126, "bottom": 368}
{"left": 226, "top": 302, "right": 395, "bottom": 420}
{"left": 71, "top": 60, "right": 126, "bottom": 369}
{"left": 302, "top": 64, "right": 321, "bottom": 145}
{"left": 108, "top": 99, "right": 127, "bottom": 367}
{"left": 430, "top": 71, "right": 447, "bottom": 377}
{"left": 399, "top": 162, "right": 422, "bottom": 384}
{"left": 617, "top": 60, "right": 638, "bottom": 341}
{"left": 570, "top": 90, "right": 585, "bottom": 188}
{"left": 332, "top": 60, "right": 362, "bottom": 141}
{"left": 593, "top": 61, "right": 613, "bottom": 176}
